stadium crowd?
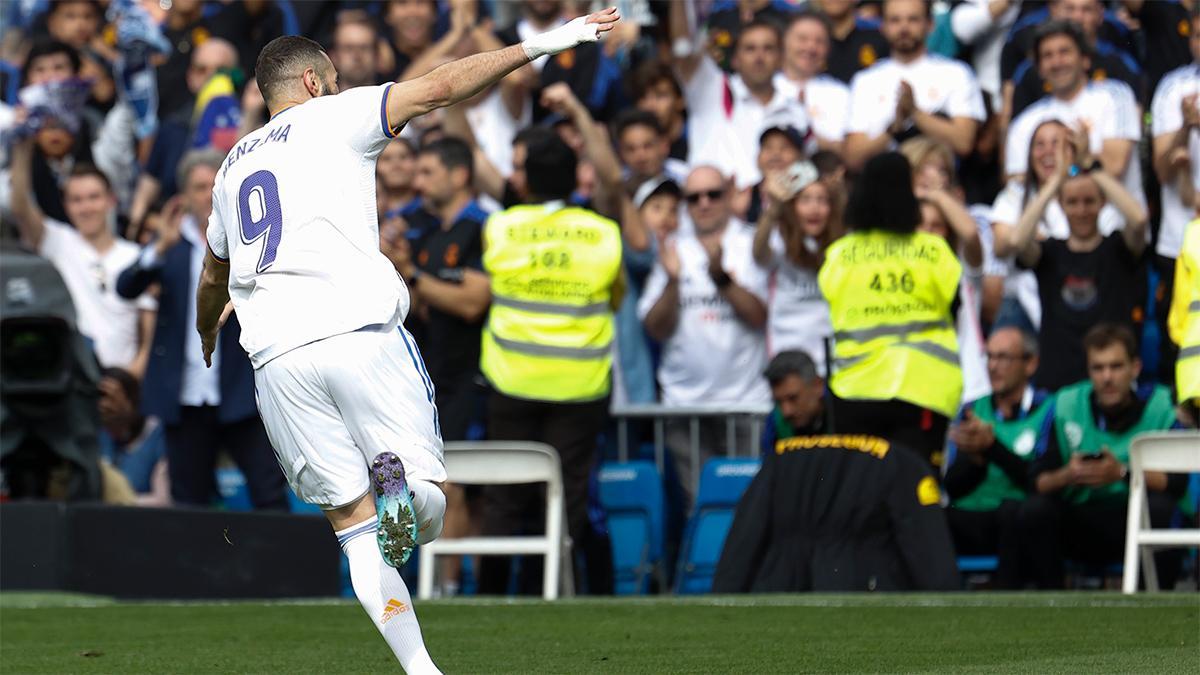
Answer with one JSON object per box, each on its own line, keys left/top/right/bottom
{"left": 0, "top": 0, "right": 1197, "bottom": 593}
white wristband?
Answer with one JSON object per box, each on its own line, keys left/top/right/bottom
{"left": 521, "top": 15, "right": 602, "bottom": 61}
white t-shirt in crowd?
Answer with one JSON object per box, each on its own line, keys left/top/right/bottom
{"left": 772, "top": 72, "right": 850, "bottom": 151}
{"left": 466, "top": 86, "right": 531, "bottom": 179}
{"left": 1150, "top": 63, "right": 1200, "bottom": 259}
{"left": 759, "top": 229, "right": 832, "bottom": 373}
{"left": 958, "top": 253, "right": 991, "bottom": 405}
{"left": 684, "top": 56, "right": 810, "bottom": 189}
{"left": 208, "top": 84, "right": 409, "bottom": 368}
{"left": 39, "top": 219, "right": 155, "bottom": 369}
{"left": 1004, "top": 80, "right": 1145, "bottom": 205}
{"left": 989, "top": 178, "right": 1126, "bottom": 328}
{"left": 949, "top": 0, "right": 1021, "bottom": 107}
{"left": 638, "top": 219, "right": 771, "bottom": 407}
{"left": 847, "top": 54, "right": 986, "bottom": 141}
{"left": 967, "top": 204, "right": 999, "bottom": 404}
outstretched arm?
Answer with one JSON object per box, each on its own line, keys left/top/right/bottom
{"left": 384, "top": 7, "right": 619, "bottom": 129}
{"left": 9, "top": 137, "right": 47, "bottom": 250}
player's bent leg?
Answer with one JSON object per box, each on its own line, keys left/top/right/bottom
{"left": 372, "top": 452, "right": 420, "bottom": 567}
{"left": 327, "top": 494, "right": 441, "bottom": 675}
{"left": 410, "top": 479, "right": 446, "bottom": 545}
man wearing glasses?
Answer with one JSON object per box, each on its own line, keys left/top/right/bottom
{"left": 942, "top": 326, "right": 1052, "bottom": 589}
{"left": 640, "top": 165, "right": 770, "bottom": 506}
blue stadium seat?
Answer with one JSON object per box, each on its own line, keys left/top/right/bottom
{"left": 957, "top": 556, "right": 998, "bottom": 573}
{"left": 216, "top": 467, "right": 253, "bottom": 511}
{"left": 598, "top": 461, "right": 664, "bottom": 595}
{"left": 675, "top": 458, "right": 761, "bottom": 594}
{"left": 287, "top": 489, "right": 324, "bottom": 516}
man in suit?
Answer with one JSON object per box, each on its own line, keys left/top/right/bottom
{"left": 117, "top": 149, "right": 287, "bottom": 509}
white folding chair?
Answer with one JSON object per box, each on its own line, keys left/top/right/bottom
{"left": 417, "top": 441, "right": 574, "bottom": 601}
{"left": 1122, "top": 431, "right": 1200, "bottom": 594}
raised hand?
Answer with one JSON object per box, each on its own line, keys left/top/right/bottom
{"left": 540, "top": 82, "right": 584, "bottom": 119}
{"left": 1069, "top": 121, "right": 1094, "bottom": 167}
{"left": 448, "top": 0, "right": 477, "bottom": 36}
{"left": 658, "top": 231, "right": 681, "bottom": 281}
{"left": 896, "top": 80, "right": 916, "bottom": 122}
{"left": 583, "top": 6, "right": 621, "bottom": 36}
{"left": 1169, "top": 146, "right": 1191, "bottom": 171}
{"left": 1051, "top": 134, "right": 1074, "bottom": 185}
{"left": 763, "top": 171, "right": 796, "bottom": 204}
{"left": 155, "top": 195, "right": 185, "bottom": 255}
{"left": 522, "top": 6, "right": 620, "bottom": 60}
{"left": 1183, "top": 94, "right": 1199, "bottom": 131}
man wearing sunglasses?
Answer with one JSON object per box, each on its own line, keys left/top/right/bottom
{"left": 942, "top": 326, "right": 1052, "bottom": 588}
{"left": 639, "top": 165, "right": 770, "bottom": 506}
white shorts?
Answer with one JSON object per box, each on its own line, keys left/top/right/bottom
{"left": 254, "top": 321, "right": 445, "bottom": 509}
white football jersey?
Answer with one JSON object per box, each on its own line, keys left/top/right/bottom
{"left": 207, "top": 84, "right": 409, "bottom": 368}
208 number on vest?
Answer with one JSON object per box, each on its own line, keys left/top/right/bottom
{"left": 869, "top": 271, "right": 915, "bottom": 293}
{"left": 238, "top": 170, "right": 283, "bottom": 273}
{"left": 529, "top": 250, "right": 571, "bottom": 269}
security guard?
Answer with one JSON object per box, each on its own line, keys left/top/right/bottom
{"left": 713, "top": 433, "right": 958, "bottom": 592}
{"left": 818, "top": 152, "right": 962, "bottom": 467}
{"left": 1169, "top": 218, "right": 1199, "bottom": 418}
{"left": 477, "top": 128, "right": 624, "bottom": 595}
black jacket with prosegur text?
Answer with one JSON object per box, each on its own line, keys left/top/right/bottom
{"left": 713, "top": 435, "right": 958, "bottom": 592}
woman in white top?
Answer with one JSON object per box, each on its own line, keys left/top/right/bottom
{"left": 900, "top": 137, "right": 988, "bottom": 405}
{"left": 989, "top": 119, "right": 1126, "bottom": 331}
{"left": 751, "top": 161, "right": 844, "bottom": 371}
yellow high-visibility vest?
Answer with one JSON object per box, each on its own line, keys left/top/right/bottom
{"left": 818, "top": 229, "right": 964, "bottom": 418}
{"left": 481, "top": 203, "right": 622, "bottom": 402}
{"left": 1169, "top": 218, "right": 1200, "bottom": 405}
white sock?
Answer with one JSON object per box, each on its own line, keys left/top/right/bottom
{"left": 409, "top": 480, "right": 446, "bottom": 545}
{"left": 336, "top": 518, "right": 441, "bottom": 674}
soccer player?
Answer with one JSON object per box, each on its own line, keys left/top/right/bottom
{"left": 194, "top": 9, "right": 620, "bottom": 673}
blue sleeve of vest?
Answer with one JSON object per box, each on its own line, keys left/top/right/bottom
{"left": 1009, "top": 8, "right": 1048, "bottom": 38}
{"left": 1011, "top": 59, "right": 1033, "bottom": 85}
{"left": 1102, "top": 11, "right": 1131, "bottom": 38}
{"left": 1033, "top": 400, "right": 1057, "bottom": 457}
{"left": 1118, "top": 50, "right": 1141, "bottom": 76}
{"left": 1096, "top": 40, "right": 1142, "bottom": 76}
{"left": 944, "top": 405, "right": 968, "bottom": 468}
{"left": 1028, "top": 402, "right": 1062, "bottom": 485}
{"left": 760, "top": 414, "right": 778, "bottom": 456}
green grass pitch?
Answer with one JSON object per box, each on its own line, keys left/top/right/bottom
{"left": 2, "top": 593, "right": 1197, "bottom": 673}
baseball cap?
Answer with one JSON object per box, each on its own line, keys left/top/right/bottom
{"left": 633, "top": 176, "right": 682, "bottom": 209}
{"left": 759, "top": 125, "right": 807, "bottom": 152}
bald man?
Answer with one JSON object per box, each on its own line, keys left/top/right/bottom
{"left": 130, "top": 37, "right": 240, "bottom": 229}
{"left": 639, "top": 165, "right": 771, "bottom": 505}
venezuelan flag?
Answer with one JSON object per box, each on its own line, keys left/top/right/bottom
{"left": 192, "top": 69, "right": 242, "bottom": 153}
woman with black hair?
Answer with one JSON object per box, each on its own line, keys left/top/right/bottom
{"left": 817, "top": 152, "right": 963, "bottom": 467}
